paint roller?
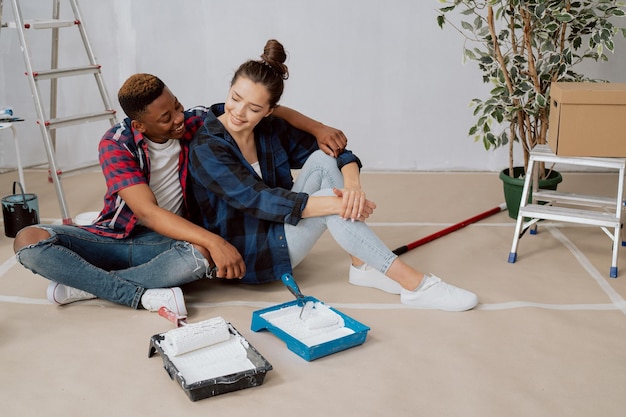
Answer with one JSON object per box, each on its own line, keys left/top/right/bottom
{"left": 158, "top": 307, "right": 231, "bottom": 356}
{"left": 301, "top": 302, "right": 344, "bottom": 331}
{"left": 279, "top": 274, "right": 347, "bottom": 331}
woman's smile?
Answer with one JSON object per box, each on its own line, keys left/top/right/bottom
{"left": 229, "top": 112, "right": 246, "bottom": 127}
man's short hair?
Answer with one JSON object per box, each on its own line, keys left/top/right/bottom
{"left": 118, "top": 73, "right": 165, "bottom": 120}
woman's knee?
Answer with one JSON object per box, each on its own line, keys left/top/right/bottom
{"left": 13, "top": 226, "right": 51, "bottom": 253}
{"left": 309, "top": 149, "right": 336, "bottom": 166}
{"left": 295, "top": 150, "right": 343, "bottom": 192}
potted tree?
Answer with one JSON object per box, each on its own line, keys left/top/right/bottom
{"left": 436, "top": 0, "right": 626, "bottom": 218}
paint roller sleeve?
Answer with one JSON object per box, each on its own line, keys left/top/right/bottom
{"left": 162, "top": 316, "right": 231, "bottom": 356}
{"left": 303, "top": 302, "right": 344, "bottom": 330}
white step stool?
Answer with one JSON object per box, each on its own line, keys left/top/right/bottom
{"left": 508, "top": 144, "right": 626, "bottom": 278}
{"left": 0, "top": 121, "right": 26, "bottom": 190}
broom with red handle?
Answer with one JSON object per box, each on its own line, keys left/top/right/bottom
{"left": 392, "top": 203, "right": 507, "bottom": 255}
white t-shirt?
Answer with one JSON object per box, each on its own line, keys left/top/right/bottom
{"left": 145, "top": 138, "right": 183, "bottom": 216}
{"left": 251, "top": 161, "right": 263, "bottom": 179}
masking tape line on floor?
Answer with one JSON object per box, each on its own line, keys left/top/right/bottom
{"left": 1, "top": 222, "right": 625, "bottom": 314}
{"left": 547, "top": 224, "right": 626, "bottom": 316}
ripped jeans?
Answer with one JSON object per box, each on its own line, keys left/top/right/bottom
{"left": 16, "top": 225, "right": 210, "bottom": 308}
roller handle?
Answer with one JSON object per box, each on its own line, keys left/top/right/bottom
{"left": 158, "top": 306, "right": 187, "bottom": 327}
{"left": 392, "top": 203, "right": 507, "bottom": 255}
{"left": 281, "top": 273, "right": 306, "bottom": 303}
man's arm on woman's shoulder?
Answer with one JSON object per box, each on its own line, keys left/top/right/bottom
{"left": 272, "top": 105, "right": 347, "bottom": 157}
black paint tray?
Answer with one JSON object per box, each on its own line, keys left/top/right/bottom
{"left": 148, "top": 321, "right": 272, "bottom": 401}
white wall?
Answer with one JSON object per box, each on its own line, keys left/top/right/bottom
{"left": 1, "top": 0, "right": 625, "bottom": 172}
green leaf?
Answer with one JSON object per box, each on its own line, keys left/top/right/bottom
{"left": 572, "top": 36, "right": 582, "bottom": 49}
{"left": 554, "top": 12, "right": 575, "bottom": 23}
{"left": 544, "top": 22, "right": 560, "bottom": 32}
{"left": 494, "top": 109, "right": 504, "bottom": 123}
{"left": 500, "top": 131, "right": 509, "bottom": 146}
{"left": 548, "top": 54, "right": 561, "bottom": 64}
{"left": 490, "top": 86, "right": 507, "bottom": 96}
{"left": 464, "top": 48, "right": 477, "bottom": 60}
{"left": 436, "top": 15, "right": 446, "bottom": 29}
{"left": 438, "top": 6, "right": 456, "bottom": 13}
{"left": 461, "top": 21, "right": 473, "bottom": 31}
{"left": 474, "top": 15, "right": 483, "bottom": 30}
{"left": 608, "top": 39, "right": 615, "bottom": 52}
{"left": 535, "top": 5, "right": 546, "bottom": 18}
{"left": 482, "top": 137, "right": 491, "bottom": 151}
{"left": 536, "top": 94, "right": 547, "bottom": 107}
{"left": 518, "top": 81, "right": 533, "bottom": 92}
{"left": 477, "top": 26, "right": 491, "bottom": 37}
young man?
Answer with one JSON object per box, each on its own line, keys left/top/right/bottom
{"left": 13, "top": 73, "right": 347, "bottom": 316}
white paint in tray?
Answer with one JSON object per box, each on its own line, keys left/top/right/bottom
{"left": 260, "top": 301, "right": 354, "bottom": 346}
{"left": 160, "top": 318, "right": 256, "bottom": 384}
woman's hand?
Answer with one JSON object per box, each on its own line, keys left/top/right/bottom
{"left": 333, "top": 187, "right": 376, "bottom": 221}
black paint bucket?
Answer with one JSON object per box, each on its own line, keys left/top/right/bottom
{"left": 2, "top": 182, "right": 39, "bottom": 238}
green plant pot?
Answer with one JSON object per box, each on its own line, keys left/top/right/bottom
{"left": 499, "top": 167, "right": 563, "bottom": 220}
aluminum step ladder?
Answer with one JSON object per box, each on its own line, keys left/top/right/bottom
{"left": 0, "top": 0, "right": 117, "bottom": 224}
{"left": 508, "top": 144, "right": 626, "bottom": 278}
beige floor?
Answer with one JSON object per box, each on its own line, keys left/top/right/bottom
{"left": 1, "top": 167, "right": 625, "bottom": 417}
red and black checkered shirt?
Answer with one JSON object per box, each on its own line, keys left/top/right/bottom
{"left": 81, "top": 106, "right": 211, "bottom": 238}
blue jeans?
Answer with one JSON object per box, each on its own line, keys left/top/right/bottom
{"left": 285, "top": 150, "right": 397, "bottom": 273}
{"left": 16, "top": 225, "right": 210, "bottom": 308}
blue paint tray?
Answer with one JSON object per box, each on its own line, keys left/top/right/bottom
{"left": 250, "top": 296, "right": 370, "bottom": 361}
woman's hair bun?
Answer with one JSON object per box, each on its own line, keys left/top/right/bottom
{"left": 260, "top": 39, "right": 289, "bottom": 80}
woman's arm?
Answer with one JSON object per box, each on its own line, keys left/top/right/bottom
{"left": 272, "top": 105, "right": 347, "bottom": 157}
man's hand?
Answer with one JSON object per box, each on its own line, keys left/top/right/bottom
{"left": 271, "top": 106, "right": 348, "bottom": 157}
{"left": 119, "top": 184, "right": 246, "bottom": 279}
{"left": 205, "top": 237, "right": 246, "bottom": 279}
{"left": 314, "top": 124, "right": 348, "bottom": 157}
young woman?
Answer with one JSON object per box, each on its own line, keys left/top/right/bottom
{"left": 189, "top": 40, "right": 477, "bottom": 311}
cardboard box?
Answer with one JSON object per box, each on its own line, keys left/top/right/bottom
{"left": 547, "top": 82, "right": 626, "bottom": 157}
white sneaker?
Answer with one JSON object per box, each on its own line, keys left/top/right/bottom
{"left": 47, "top": 282, "right": 96, "bottom": 305}
{"left": 400, "top": 274, "right": 478, "bottom": 312}
{"left": 141, "top": 287, "right": 187, "bottom": 317}
{"left": 349, "top": 264, "right": 403, "bottom": 294}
